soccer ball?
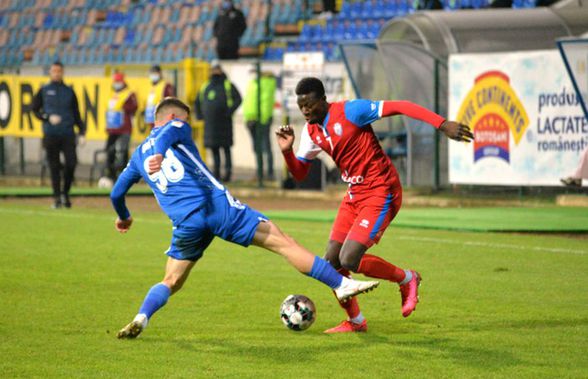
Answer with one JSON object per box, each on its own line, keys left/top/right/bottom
{"left": 97, "top": 176, "right": 113, "bottom": 189}
{"left": 280, "top": 294, "right": 316, "bottom": 331}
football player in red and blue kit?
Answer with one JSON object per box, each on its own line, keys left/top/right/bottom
{"left": 276, "top": 77, "right": 473, "bottom": 333}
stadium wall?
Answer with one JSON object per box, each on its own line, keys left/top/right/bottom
{"left": 0, "top": 60, "right": 352, "bottom": 180}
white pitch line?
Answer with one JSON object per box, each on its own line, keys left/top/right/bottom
{"left": 393, "top": 235, "right": 587, "bottom": 256}
{"left": 1, "top": 207, "right": 586, "bottom": 256}
{"left": 283, "top": 226, "right": 588, "bottom": 256}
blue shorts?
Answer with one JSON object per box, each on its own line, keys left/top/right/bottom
{"left": 166, "top": 192, "right": 268, "bottom": 261}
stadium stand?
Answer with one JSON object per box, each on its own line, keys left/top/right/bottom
{"left": 0, "top": 0, "right": 315, "bottom": 67}
{"left": 0, "top": 0, "right": 542, "bottom": 68}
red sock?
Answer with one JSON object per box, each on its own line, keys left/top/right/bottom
{"left": 333, "top": 268, "right": 360, "bottom": 319}
{"left": 357, "top": 254, "right": 406, "bottom": 283}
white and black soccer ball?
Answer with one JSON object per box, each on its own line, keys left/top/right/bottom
{"left": 280, "top": 294, "right": 316, "bottom": 331}
{"left": 97, "top": 176, "right": 113, "bottom": 189}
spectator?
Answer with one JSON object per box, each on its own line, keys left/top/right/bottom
{"left": 32, "top": 61, "right": 86, "bottom": 209}
{"left": 561, "top": 147, "right": 588, "bottom": 187}
{"left": 194, "top": 61, "right": 242, "bottom": 182}
{"left": 105, "top": 72, "right": 138, "bottom": 182}
{"left": 144, "top": 65, "right": 175, "bottom": 129}
{"left": 243, "top": 66, "right": 277, "bottom": 180}
{"left": 213, "top": 0, "right": 247, "bottom": 60}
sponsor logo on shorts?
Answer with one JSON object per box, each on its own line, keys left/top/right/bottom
{"left": 360, "top": 219, "right": 370, "bottom": 228}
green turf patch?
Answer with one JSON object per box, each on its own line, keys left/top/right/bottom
{"left": 0, "top": 204, "right": 586, "bottom": 377}
{"left": 0, "top": 186, "right": 153, "bottom": 197}
{"left": 264, "top": 207, "right": 588, "bottom": 233}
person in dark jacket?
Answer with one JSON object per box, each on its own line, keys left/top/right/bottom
{"left": 213, "top": 0, "right": 247, "bottom": 60}
{"left": 32, "top": 61, "right": 86, "bottom": 209}
{"left": 105, "top": 71, "right": 138, "bottom": 181}
{"left": 194, "top": 61, "right": 241, "bottom": 182}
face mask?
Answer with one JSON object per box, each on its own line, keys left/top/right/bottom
{"left": 150, "top": 73, "right": 161, "bottom": 83}
{"left": 113, "top": 82, "right": 124, "bottom": 91}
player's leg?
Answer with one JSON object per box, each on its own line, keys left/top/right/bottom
{"left": 208, "top": 192, "right": 378, "bottom": 301}
{"left": 117, "top": 257, "right": 195, "bottom": 339}
{"left": 105, "top": 134, "right": 117, "bottom": 180}
{"left": 250, "top": 220, "right": 378, "bottom": 301}
{"left": 340, "top": 191, "right": 421, "bottom": 317}
{"left": 323, "top": 202, "right": 367, "bottom": 333}
{"left": 323, "top": 240, "right": 367, "bottom": 333}
{"left": 114, "top": 134, "right": 131, "bottom": 179}
{"left": 61, "top": 134, "right": 77, "bottom": 208}
{"left": 118, "top": 222, "right": 212, "bottom": 339}
{"left": 211, "top": 146, "right": 221, "bottom": 179}
{"left": 44, "top": 135, "right": 62, "bottom": 208}
{"left": 222, "top": 146, "right": 232, "bottom": 182}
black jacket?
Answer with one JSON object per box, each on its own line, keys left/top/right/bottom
{"left": 195, "top": 74, "right": 242, "bottom": 148}
{"left": 32, "top": 81, "right": 85, "bottom": 137}
{"left": 213, "top": 6, "right": 247, "bottom": 58}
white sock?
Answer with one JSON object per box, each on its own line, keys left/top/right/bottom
{"left": 133, "top": 313, "right": 149, "bottom": 328}
{"left": 399, "top": 270, "right": 413, "bottom": 286}
{"left": 350, "top": 312, "right": 365, "bottom": 324}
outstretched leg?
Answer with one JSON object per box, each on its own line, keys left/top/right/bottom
{"left": 117, "top": 257, "right": 196, "bottom": 339}
{"left": 250, "top": 220, "right": 379, "bottom": 302}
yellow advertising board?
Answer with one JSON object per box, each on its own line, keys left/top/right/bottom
{"left": 0, "top": 75, "right": 158, "bottom": 143}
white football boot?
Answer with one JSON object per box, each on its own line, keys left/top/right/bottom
{"left": 334, "top": 278, "right": 379, "bottom": 302}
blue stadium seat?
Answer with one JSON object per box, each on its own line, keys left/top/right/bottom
{"left": 343, "top": 22, "right": 357, "bottom": 40}
{"left": 206, "top": 47, "right": 216, "bottom": 61}
{"left": 443, "top": 0, "right": 460, "bottom": 10}
{"left": 299, "top": 24, "right": 313, "bottom": 42}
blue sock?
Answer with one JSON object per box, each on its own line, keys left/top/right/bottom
{"left": 138, "top": 283, "right": 171, "bottom": 319}
{"left": 306, "top": 256, "right": 343, "bottom": 289}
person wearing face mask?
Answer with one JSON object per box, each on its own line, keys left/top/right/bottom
{"left": 213, "top": 0, "right": 247, "bottom": 60}
{"left": 144, "top": 65, "right": 175, "bottom": 129}
{"left": 194, "top": 60, "right": 242, "bottom": 182}
{"left": 104, "top": 72, "right": 138, "bottom": 182}
{"left": 32, "top": 61, "right": 86, "bottom": 209}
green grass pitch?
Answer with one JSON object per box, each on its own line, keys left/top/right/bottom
{"left": 0, "top": 202, "right": 587, "bottom": 378}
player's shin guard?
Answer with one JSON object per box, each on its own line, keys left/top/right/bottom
{"left": 138, "top": 283, "right": 171, "bottom": 320}
{"left": 356, "top": 254, "right": 406, "bottom": 283}
{"left": 334, "top": 268, "right": 361, "bottom": 319}
{"left": 307, "top": 256, "right": 343, "bottom": 289}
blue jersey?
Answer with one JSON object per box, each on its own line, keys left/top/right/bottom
{"left": 111, "top": 119, "right": 226, "bottom": 226}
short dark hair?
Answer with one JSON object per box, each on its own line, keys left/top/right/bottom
{"left": 51, "top": 61, "right": 64, "bottom": 68}
{"left": 155, "top": 97, "right": 190, "bottom": 118}
{"left": 295, "top": 77, "right": 325, "bottom": 98}
{"left": 150, "top": 64, "right": 162, "bottom": 73}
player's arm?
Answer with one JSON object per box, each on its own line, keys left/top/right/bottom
{"left": 275, "top": 125, "right": 312, "bottom": 181}
{"left": 148, "top": 121, "right": 191, "bottom": 174}
{"left": 346, "top": 99, "right": 473, "bottom": 142}
{"left": 380, "top": 101, "right": 473, "bottom": 142}
{"left": 110, "top": 159, "right": 142, "bottom": 233}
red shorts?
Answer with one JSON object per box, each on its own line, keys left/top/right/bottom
{"left": 330, "top": 190, "right": 402, "bottom": 247}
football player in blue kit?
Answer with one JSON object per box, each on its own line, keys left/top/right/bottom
{"left": 111, "top": 98, "right": 379, "bottom": 339}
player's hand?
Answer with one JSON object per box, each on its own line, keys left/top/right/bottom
{"left": 439, "top": 121, "right": 474, "bottom": 143}
{"left": 48, "top": 114, "right": 62, "bottom": 125}
{"left": 115, "top": 217, "right": 133, "bottom": 233}
{"left": 147, "top": 154, "right": 164, "bottom": 174}
{"left": 77, "top": 135, "right": 86, "bottom": 146}
{"left": 275, "top": 125, "right": 295, "bottom": 152}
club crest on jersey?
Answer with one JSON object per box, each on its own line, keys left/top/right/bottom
{"left": 315, "top": 136, "right": 322, "bottom": 144}
{"left": 360, "top": 219, "right": 370, "bottom": 228}
{"left": 334, "top": 122, "right": 343, "bottom": 136}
